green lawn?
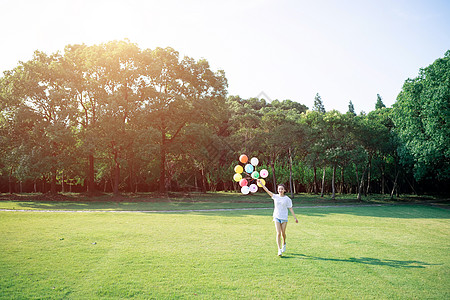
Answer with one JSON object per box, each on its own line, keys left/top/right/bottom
{"left": 1, "top": 204, "right": 449, "bottom": 299}
{"left": 1, "top": 191, "right": 443, "bottom": 212}
{"left": 0, "top": 192, "right": 274, "bottom": 212}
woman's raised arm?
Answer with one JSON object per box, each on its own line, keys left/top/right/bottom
{"left": 257, "top": 179, "right": 273, "bottom": 197}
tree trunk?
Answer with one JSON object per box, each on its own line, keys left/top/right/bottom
{"left": 381, "top": 163, "right": 385, "bottom": 194}
{"left": 110, "top": 176, "right": 114, "bottom": 192}
{"left": 42, "top": 174, "right": 46, "bottom": 194}
{"left": 270, "top": 160, "right": 277, "bottom": 191}
{"left": 390, "top": 171, "right": 399, "bottom": 200}
{"left": 340, "top": 167, "right": 344, "bottom": 194}
{"left": 129, "top": 157, "right": 134, "bottom": 193}
{"left": 88, "top": 153, "right": 95, "bottom": 197}
{"left": 194, "top": 174, "right": 199, "bottom": 191}
{"left": 288, "top": 148, "right": 294, "bottom": 198}
{"left": 159, "top": 130, "right": 167, "bottom": 194}
{"left": 8, "top": 166, "right": 14, "bottom": 194}
{"left": 50, "top": 167, "right": 57, "bottom": 195}
{"left": 331, "top": 165, "right": 336, "bottom": 200}
{"left": 320, "top": 168, "right": 326, "bottom": 197}
{"left": 404, "top": 175, "right": 417, "bottom": 195}
{"left": 201, "top": 168, "right": 207, "bottom": 193}
{"left": 61, "top": 171, "right": 65, "bottom": 193}
{"left": 313, "top": 166, "right": 317, "bottom": 194}
{"left": 357, "top": 167, "right": 367, "bottom": 201}
{"left": 365, "top": 157, "right": 371, "bottom": 195}
{"left": 113, "top": 151, "right": 120, "bottom": 196}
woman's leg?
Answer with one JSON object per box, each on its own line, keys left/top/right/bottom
{"left": 275, "top": 221, "right": 283, "bottom": 249}
{"left": 281, "top": 222, "right": 288, "bottom": 246}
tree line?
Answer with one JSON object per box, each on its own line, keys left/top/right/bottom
{"left": 1, "top": 41, "right": 448, "bottom": 198}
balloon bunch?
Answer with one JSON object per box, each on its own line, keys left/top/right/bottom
{"left": 233, "top": 154, "right": 269, "bottom": 194}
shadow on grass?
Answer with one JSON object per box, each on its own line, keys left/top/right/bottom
{"left": 281, "top": 253, "right": 441, "bottom": 268}
{"left": 296, "top": 204, "right": 450, "bottom": 219}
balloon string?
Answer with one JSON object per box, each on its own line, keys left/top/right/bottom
{"left": 242, "top": 173, "right": 258, "bottom": 184}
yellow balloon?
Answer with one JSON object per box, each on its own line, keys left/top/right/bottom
{"left": 257, "top": 179, "right": 266, "bottom": 187}
{"left": 234, "top": 165, "right": 243, "bottom": 174}
{"left": 233, "top": 173, "right": 242, "bottom": 182}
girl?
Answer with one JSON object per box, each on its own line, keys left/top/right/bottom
{"left": 258, "top": 180, "right": 298, "bottom": 256}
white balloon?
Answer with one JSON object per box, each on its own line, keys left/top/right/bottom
{"left": 250, "top": 157, "right": 259, "bottom": 166}
{"left": 241, "top": 185, "right": 250, "bottom": 194}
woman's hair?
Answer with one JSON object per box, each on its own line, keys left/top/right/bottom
{"left": 277, "top": 184, "right": 287, "bottom": 190}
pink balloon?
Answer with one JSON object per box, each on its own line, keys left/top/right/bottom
{"left": 239, "top": 179, "right": 248, "bottom": 187}
{"left": 260, "top": 169, "right": 269, "bottom": 178}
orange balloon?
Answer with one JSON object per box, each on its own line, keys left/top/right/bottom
{"left": 239, "top": 154, "right": 248, "bottom": 164}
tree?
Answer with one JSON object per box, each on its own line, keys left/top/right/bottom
{"left": 0, "top": 71, "right": 23, "bottom": 193}
{"left": 0, "top": 106, "right": 34, "bottom": 193}
{"left": 366, "top": 108, "right": 398, "bottom": 195}
{"left": 313, "top": 93, "right": 326, "bottom": 113}
{"left": 303, "top": 110, "right": 356, "bottom": 199}
{"left": 259, "top": 110, "right": 303, "bottom": 191}
{"left": 393, "top": 50, "right": 450, "bottom": 184}
{"left": 90, "top": 41, "right": 143, "bottom": 195}
{"left": 140, "top": 47, "right": 228, "bottom": 193}
{"left": 375, "top": 94, "right": 386, "bottom": 110}
{"left": 1, "top": 51, "right": 76, "bottom": 194}
{"left": 323, "top": 111, "right": 355, "bottom": 199}
{"left": 301, "top": 110, "right": 326, "bottom": 194}
{"left": 62, "top": 43, "right": 104, "bottom": 196}
{"left": 271, "top": 99, "right": 308, "bottom": 115}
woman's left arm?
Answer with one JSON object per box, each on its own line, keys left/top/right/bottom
{"left": 289, "top": 207, "right": 298, "bottom": 223}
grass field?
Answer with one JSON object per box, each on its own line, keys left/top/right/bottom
{"left": 0, "top": 191, "right": 445, "bottom": 212}
{"left": 0, "top": 198, "right": 449, "bottom": 299}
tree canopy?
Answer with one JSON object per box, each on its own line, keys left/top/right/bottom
{"left": 1, "top": 42, "right": 448, "bottom": 196}
{"left": 393, "top": 50, "right": 450, "bottom": 183}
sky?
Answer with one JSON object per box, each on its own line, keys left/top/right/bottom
{"left": 1, "top": 0, "right": 449, "bottom": 114}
